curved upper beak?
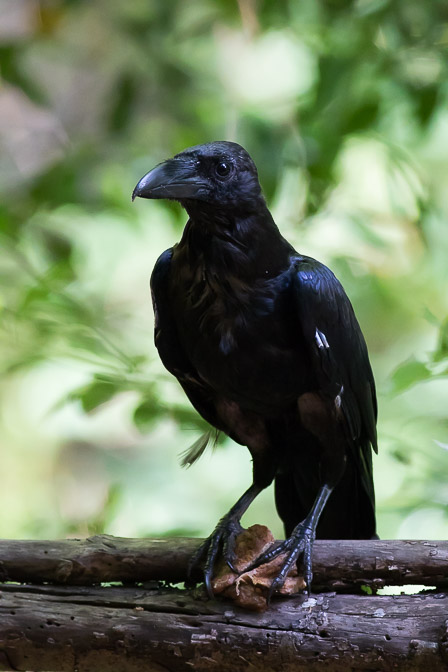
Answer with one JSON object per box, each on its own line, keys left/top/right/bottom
{"left": 132, "top": 157, "right": 208, "bottom": 202}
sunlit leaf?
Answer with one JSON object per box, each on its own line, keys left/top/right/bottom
{"left": 72, "top": 381, "right": 120, "bottom": 413}
{"left": 389, "top": 358, "right": 432, "bottom": 394}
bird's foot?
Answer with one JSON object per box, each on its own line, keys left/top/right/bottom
{"left": 247, "top": 521, "right": 315, "bottom": 603}
{"left": 187, "top": 514, "right": 244, "bottom": 598}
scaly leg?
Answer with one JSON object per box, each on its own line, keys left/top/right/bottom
{"left": 188, "top": 483, "right": 263, "bottom": 598}
{"left": 248, "top": 390, "right": 349, "bottom": 601}
{"left": 247, "top": 483, "right": 333, "bottom": 601}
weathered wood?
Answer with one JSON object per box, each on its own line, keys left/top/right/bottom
{"left": 0, "top": 536, "right": 446, "bottom": 591}
{"left": 0, "top": 538, "right": 446, "bottom": 670}
{"left": 0, "top": 583, "right": 446, "bottom": 671}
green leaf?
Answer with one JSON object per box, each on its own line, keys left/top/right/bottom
{"left": 75, "top": 381, "right": 119, "bottom": 413}
{"left": 389, "top": 358, "right": 432, "bottom": 394}
{"left": 433, "top": 317, "right": 448, "bottom": 362}
{"left": 133, "top": 398, "right": 160, "bottom": 433}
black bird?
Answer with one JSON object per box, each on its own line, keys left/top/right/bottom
{"left": 133, "top": 141, "right": 377, "bottom": 598}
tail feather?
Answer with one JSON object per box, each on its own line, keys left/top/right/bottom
{"left": 275, "top": 444, "right": 376, "bottom": 540}
{"left": 179, "top": 429, "right": 220, "bottom": 468}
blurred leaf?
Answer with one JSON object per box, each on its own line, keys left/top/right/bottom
{"left": 71, "top": 380, "right": 120, "bottom": 413}
{"left": 389, "top": 358, "right": 432, "bottom": 394}
{"left": 40, "top": 229, "right": 73, "bottom": 264}
{"left": 0, "top": 0, "right": 448, "bottom": 543}
{"left": 108, "top": 74, "right": 137, "bottom": 134}
{"left": 390, "top": 449, "right": 411, "bottom": 465}
{"left": 361, "top": 584, "right": 373, "bottom": 595}
{"left": 133, "top": 397, "right": 161, "bottom": 433}
{"left": 414, "top": 83, "right": 439, "bottom": 126}
{"left": 344, "top": 100, "right": 379, "bottom": 134}
{"left": 29, "top": 158, "right": 85, "bottom": 208}
{"left": 433, "top": 317, "right": 448, "bottom": 363}
{"left": 0, "top": 46, "right": 44, "bottom": 103}
{"left": 87, "top": 484, "right": 122, "bottom": 535}
{"left": 422, "top": 307, "right": 441, "bottom": 328}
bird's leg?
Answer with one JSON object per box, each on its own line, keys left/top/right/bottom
{"left": 188, "top": 482, "right": 263, "bottom": 598}
{"left": 247, "top": 483, "right": 333, "bottom": 601}
{"left": 248, "top": 392, "right": 348, "bottom": 601}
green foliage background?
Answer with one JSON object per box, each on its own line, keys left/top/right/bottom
{"left": 0, "top": 0, "right": 447, "bottom": 541}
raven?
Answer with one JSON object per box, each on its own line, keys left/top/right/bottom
{"left": 133, "top": 141, "right": 377, "bottom": 599}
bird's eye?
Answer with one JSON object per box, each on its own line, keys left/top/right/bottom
{"left": 215, "top": 161, "right": 232, "bottom": 178}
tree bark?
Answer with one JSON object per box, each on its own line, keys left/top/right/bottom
{"left": 0, "top": 537, "right": 446, "bottom": 671}
{"left": 0, "top": 583, "right": 446, "bottom": 671}
{"left": 0, "top": 536, "right": 446, "bottom": 591}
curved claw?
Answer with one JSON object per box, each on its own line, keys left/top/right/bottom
{"left": 247, "top": 522, "right": 316, "bottom": 601}
{"left": 222, "top": 524, "right": 243, "bottom": 571}
{"left": 274, "top": 525, "right": 315, "bottom": 596}
{"left": 187, "top": 516, "right": 243, "bottom": 599}
{"left": 187, "top": 538, "right": 209, "bottom": 584}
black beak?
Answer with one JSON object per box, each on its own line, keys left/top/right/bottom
{"left": 132, "top": 157, "right": 208, "bottom": 202}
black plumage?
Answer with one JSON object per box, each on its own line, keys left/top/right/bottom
{"left": 133, "top": 141, "right": 377, "bottom": 598}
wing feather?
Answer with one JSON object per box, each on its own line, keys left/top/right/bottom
{"left": 292, "top": 256, "right": 377, "bottom": 508}
{"left": 150, "top": 248, "right": 224, "bottom": 457}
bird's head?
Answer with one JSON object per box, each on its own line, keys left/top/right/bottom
{"left": 132, "top": 141, "right": 264, "bottom": 214}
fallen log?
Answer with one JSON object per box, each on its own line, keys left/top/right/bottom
{"left": 0, "top": 535, "right": 446, "bottom": 591}
{"left": 0, "top": 536, "right": 446, "bottom": 671}
{"left": 0, "top": 583, "right": 446, "bottom": 671}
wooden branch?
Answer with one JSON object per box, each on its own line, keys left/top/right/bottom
{"left": 0, "top": 535, "right": 446, "bottom": 590}
{"left": 0, "top": 537, "right": 446, "bottom": 670}
{"left": 0, "top": 583, "right": 447, "bottom": 671}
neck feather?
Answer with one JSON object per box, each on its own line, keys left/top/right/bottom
{"left": 178, "top": 200, "right": 293, "bottom": 278}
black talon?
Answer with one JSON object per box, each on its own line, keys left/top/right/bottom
{"left": 187, "top": 484, "right": 262, "bottom": 598}
{"left": 250, "top": 522, "right": 315, "bottom": 598}
{"left": 187, "top": 538, "right": 209, "bottom": 584}
{"left": 187, "top": 520, "right": 233, "bottom": 598}
{"left": 190, "top": 520, "right": 239, "bottom": 598}
{"left": 222, "top": 523, "right": 243, "bottom": 571}
{"left": 247, "top": 488, "right": 332, "bottom": 599}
